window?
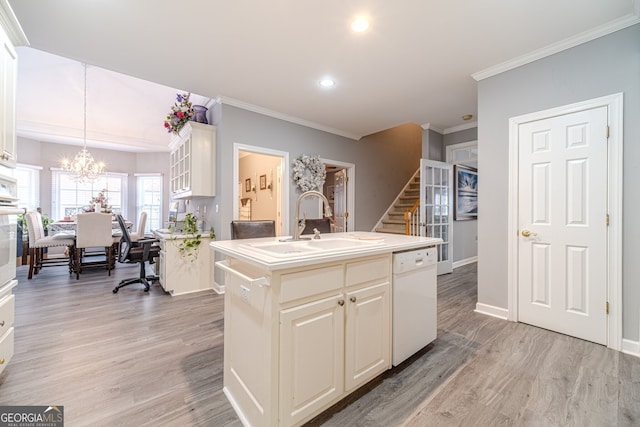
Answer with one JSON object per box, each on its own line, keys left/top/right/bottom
{"left": 51, "top": 170, "right": 128, "bottom": 220}
{"left": 445, "top": 140, "right": 478, "bottom": 167}
{"left": 136, "top": 174, "right": 162, "bottom": 233}
{"left": 14, "top": 163, "right": 42, "bottom": 211}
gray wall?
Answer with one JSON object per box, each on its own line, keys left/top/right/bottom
{"left": 422, "top": 128, "right": 444, "bottom": 161}
{"left": 444, "top": 127, "right": 478, "bottom": 264}
{"left": 208, "top": 105, "right": 422, "bottom": 242}
{"left": 17, "top": 136, "right": 170, "bottom": 222}
{"left": 477, "top": 24, "right": 640, "bottom": 340}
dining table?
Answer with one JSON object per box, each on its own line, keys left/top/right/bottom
{"left": 49, "top": 218, "right": 133, "bottom": 235}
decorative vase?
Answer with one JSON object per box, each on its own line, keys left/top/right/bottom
{"left": 192, "top": 105, "right": 208, "bottom": 124}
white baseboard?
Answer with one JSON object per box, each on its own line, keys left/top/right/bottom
{"left": 453, "top": 256, "right": 478, "bottom": 269}
{"left": 622, "top": 339, "right": 640, "bottom": 358}
{"left": 213, "top": 281, "right": 225, "bottom": 295}
{"left": 474, "top": 302, "right": 509, "bottom": 320}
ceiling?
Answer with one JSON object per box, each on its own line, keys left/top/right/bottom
{"left": 8, "top": 0, "right": 639, "bottom": 153}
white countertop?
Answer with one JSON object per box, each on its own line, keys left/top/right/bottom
{"left": 210, "top": 231, "right": 442, "bottom": 271}
{"left": 152, "top": 229, "right": 212, "bottom": 240}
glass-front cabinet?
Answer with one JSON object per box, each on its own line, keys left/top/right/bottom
{"left": 169, "top": 122, "right": 216, "bottom": 198}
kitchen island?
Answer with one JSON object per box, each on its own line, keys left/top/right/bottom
{"left": 211, "top": 232, "right": 441, "bottom": 427}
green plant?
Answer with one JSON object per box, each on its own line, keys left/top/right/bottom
{"left": 174, "top": 213, "right": 201, "bottom": 262}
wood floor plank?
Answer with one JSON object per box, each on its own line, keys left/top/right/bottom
{"left": 0, "top": 262, "right": 638, "bottom": 426}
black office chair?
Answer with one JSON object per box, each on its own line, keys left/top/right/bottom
{"left": 230, "top": 220, "right": 276, "bottom": 240}
{"left": 112, "top": 214, "right": 161, "bottom": 293}
{"left": 300, "top": 218, "right": 332, "bottom": 235}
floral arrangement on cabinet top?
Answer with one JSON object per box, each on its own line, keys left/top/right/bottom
{"left": 164, "top": 93, "right": 195, "bottom": 134}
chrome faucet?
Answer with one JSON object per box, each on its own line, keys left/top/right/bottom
{"left": 293, "top": 190, "right": 333, "bottom": 241}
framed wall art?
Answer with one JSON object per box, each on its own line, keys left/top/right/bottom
{"left": 245, "top": 178, "right": 251, "bottom": 192}
{"left": 260, "top": 174, "right": 267, "bottom": 190}
{"left": 454, "top": 164, "right": 478, "bottom": 220}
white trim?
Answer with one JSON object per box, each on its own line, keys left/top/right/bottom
{"left": 443, "top": 122, "right": 478, "bottom": 135}
{"left": 474, "top": 303, "right": 509, "bottom": 320}
{"left": 218, "top": 96, "right": 360, "bottom": 141}
{"left": 421, "top": 123, "right": 444, "bottom": 134}
{"left": 472, "top": 8, "right": 640, "bottom": 81}
{"left": 0, "top": 0, "right": 29, "bottom": 45}
{"left": 622, "top": 339, "right": 640, "bottom": 358}
{"left": 16, "top": 162, "right": 43, "bottom": 170}
{"left": 319, "top": 158, "right": 356, "bottom": 232}
{"left": 233, "top": 143, "right": 290, "bottom": 236}
{"left": 445, "top": 140, "right": 478, "bottom": 164}
{"left": 212, "top": 280, "right": 225, "bottom": 295}
{"left": 133, "top": 172, "right": 162, "bottom": 177}
{"left": 452, "top": 257, "right": 477, "bottom": 270}
{"left": 507, "top": 93, "right": 624, "bottom": 350}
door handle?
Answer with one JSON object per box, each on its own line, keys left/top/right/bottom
{"left": 521, "top": 229, "right": 537, "bottom": 237}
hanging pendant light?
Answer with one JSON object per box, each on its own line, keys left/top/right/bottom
{"left": 61, "top": 63, "right": 106, "bottom": 182}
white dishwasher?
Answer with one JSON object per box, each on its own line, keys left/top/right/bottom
{"left": 392, "top": 246, "right": 437, "bottom": 366}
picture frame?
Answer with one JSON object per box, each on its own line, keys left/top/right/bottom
{"left": 245, "top": 178, "right": 251, "bottom": 192}
{"left": 454, "top": 164, "right": 478, "bottom": 220}
{"left": 260, "top": 174, "right": 267, "bottom": 190}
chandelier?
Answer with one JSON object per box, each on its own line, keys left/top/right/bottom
{"left": 61, "top": 63, "right": 105, "bottom": 182}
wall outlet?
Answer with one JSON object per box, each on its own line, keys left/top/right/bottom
{"left": 240, "top": 285, "right": 250, "bottom": 303}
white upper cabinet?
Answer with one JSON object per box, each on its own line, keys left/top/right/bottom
{"left": 169, "top": 122, "right": 216, "bottom": 199}
{"left": 0, "top": 10, "right": 19, "bottom": 168}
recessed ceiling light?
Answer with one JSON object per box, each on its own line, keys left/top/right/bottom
{"left": 351, "top": 17, "right": 369, "bottom": 33}
{"left": 319, "top": 79, "right": 335, "bottom": 88}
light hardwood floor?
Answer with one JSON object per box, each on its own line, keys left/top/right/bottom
{"left": 1, "top": 261, "right": 638, "bottom": 426}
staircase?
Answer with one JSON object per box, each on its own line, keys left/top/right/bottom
{"left": 374, "top": 174, "right": 420, "bottom": 235}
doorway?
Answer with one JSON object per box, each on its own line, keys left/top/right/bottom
{"left": 507, "top": 93, "right": 623, "bottom": 349}
{"left": 233, "top": 144, "right": 289, "bottom": 236}
{"left": 321, "top": 159, "right": 355, "bottom": 232}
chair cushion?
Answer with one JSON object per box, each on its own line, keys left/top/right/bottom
{"left": 32, "top": 236, "right": 75, "bottom": 248}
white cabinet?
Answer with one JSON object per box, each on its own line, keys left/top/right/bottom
{"left": 0, "top": 280, "right": 16, "bottom": 375}
{"left": 154, "top": 233, "right": 212, "bottom": 296}
{"left": 220, "top": 253, "right": 391, "bottom": 427}
{"left": 0, "top": 18, "right": 18, "bottom": 168}
{"left": 169, "top": 122, "right": 216, "bottom": 198}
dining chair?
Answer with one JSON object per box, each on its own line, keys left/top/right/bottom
{"left": 230, "top": 220, "right": 276, "bottom": 240}
{"left": 129, "top": 211, "right": 147, "bottom": 242}
{"left": 25, "top": 211, "right": 75, "bottom": 280}
{"left": 74, "top": 212, "right": 115, "bottom": 280}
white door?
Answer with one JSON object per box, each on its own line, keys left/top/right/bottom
{"left": 420, "top": 159, "right": 453, "bottom": 275}
{"left": 517, "top": 106, "right": 608, "bottom": 345}
{"left": 333, "top": 170, "right": 346, "bottom": 232}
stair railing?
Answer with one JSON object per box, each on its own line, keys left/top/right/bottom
{"left": 404, "top": 199, "right": 421, "bottom": 236}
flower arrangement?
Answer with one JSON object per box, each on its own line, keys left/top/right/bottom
{"left": 292, "top": 155, "right": 326, "bottom": 192}
{"left": 89, "top": 189, "right": 111, "bottom": 212}
{"left": 164, "top": 93, "right": 194, "bottom": 134}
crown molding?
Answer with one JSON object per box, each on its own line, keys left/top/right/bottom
{"left": 421, "top": 123, "right": 444, "bottom": 134}
{"left": 217, "top": 95, "right": 360, "bottom": 141}
{"left": 0, "top": 0, "right": 29, "bottom": 46}
{"left": 472, "top": 7, "right": 640, "bottom": 81}
{"left": 443, "top": 121, "right": 478, "bottom": 135}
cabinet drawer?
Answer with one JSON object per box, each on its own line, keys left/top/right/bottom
{"left": 0, "top": 327, "right": 14, "bottom": 376}
{"left": 0, "top": 294, "right": 15, "bottom": 338}
{"left": 346, "top": 255, "right": 390, "bottom": 288}
{"left": 280, "top": 264, "right": 344, "bottom": 303}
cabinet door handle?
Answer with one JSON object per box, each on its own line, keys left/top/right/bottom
{"left": 0, "top": 358, "right": 4, "bottom": 364}
{"left": 337, "top": 299, "right": 345, "bottom": 306}
{"left": 0, "top": 320, "right": 4, "bottom": 327}
{"left": 350, "top": 296, "right": 356, "bottom": 303}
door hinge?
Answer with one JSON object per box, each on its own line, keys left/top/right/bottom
{"left": 345, "top": 212, "right": 349, "bottom": 218}
{"left": 606, "top": 213, "right": 610, "bottom": 226}
{"left": 606, "top": 126, "right": 610, "bottom": 139}
{"left": 606, "top": 301, "right": 609, "bottom": 315}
